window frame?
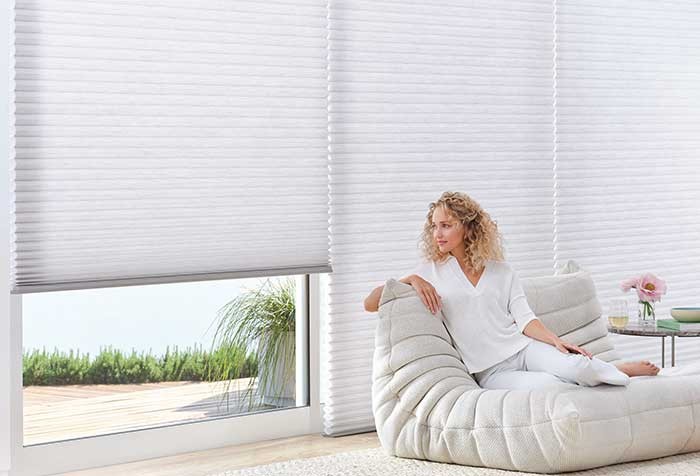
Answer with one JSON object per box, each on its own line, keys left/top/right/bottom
{"left": 8, "top": 274, "right": 322, "bottom": 476}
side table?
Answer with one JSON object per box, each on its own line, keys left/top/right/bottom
{"left": 607, "top": 322, "right": 700, "bottom": 368}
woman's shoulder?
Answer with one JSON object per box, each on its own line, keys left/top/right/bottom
{"left": 487, "top": 259, "right": 515, "bottom": 275}
{"left": 410, "top": 255, "right": 451, "bottom": 277}
{"left": 409, "top": 258, "right": 433, "bottom": 276}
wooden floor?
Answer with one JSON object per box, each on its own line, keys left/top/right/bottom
{"left": 59, "top": 431, "right": 381, "bottom": 476}
{"left": 24, "top": 379, "right": 275, "bottom": 446}
{"left": 25, "top": 381, "right": 381, "bottom": 475}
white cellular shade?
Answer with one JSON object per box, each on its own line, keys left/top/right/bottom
{"left": 325, "top": 0, "right": 557, "bottom": 436}
{"left": 11, "top": 0, "right": 331, "bottom": 292}
{"left": 554, "top": 0, "right": 700, "bottom": 363}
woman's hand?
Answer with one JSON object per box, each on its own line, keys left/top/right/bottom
{"left": 554, "top": 339, "right": 593, "bottom": 359}
{"left": 409, "top": 275, "right": 442, "bottom": 315}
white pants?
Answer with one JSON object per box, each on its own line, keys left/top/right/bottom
{"left": 473, "top": 338, "right": 631, "bottom": 390}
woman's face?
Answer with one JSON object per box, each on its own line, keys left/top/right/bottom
{"left": 430, "top": 206, "right": 466, "bottom": 255}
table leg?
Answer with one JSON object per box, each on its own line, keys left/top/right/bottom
{"left": 672, "top": 336, "right": 676, "bottom": 367}
{"left": 661, "top": 336, "right": 665, "bottom": 368}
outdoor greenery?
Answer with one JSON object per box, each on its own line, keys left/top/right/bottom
{"left": 209, "top": 277, "right": 296, "bottom": 410}
{"left": 23, "top": 343, "right": 257, "bottom": 386}
{"left": 23, "top": 276, "right": 297, "bottom": 404}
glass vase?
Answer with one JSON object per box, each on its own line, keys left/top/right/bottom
{"left": 638, "top": 300, "right": 656, "bottom": 325}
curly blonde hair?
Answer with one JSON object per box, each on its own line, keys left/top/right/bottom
{"left": 419, "top": 191, "right": 505, "bottom": 271}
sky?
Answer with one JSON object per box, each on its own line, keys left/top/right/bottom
{"left": 22, "top": 276, "right": 271, "bottom": 358}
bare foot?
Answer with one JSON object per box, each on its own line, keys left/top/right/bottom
{"left": 615, "top": 360, "right": 660, "bottom": 377}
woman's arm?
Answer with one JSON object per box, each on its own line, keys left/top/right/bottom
{"left": 523, "top": 319, "right": 593, "bottom": 358}
{"left": 509, "top": 266, "right": 591, "bottom": 358}
{"left": 522, "top": 319, "right": 559, "bottom": 345}
{"left": 363, "top": 275, "right": 415, "bottom": 312}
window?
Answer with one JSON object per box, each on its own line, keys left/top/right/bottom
{"left": 22, "top": 275, "right": 308, "bottom": 446}
{"left": 8, "top": 1, "right": 328, "bottom": 472}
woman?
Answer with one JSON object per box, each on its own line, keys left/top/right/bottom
{"left": 364, "top": 191, "right": 659, "bottom": 390}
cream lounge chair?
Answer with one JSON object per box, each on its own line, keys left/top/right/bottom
{"left": 371, "top": 261, "right": 700, "bottom": 473}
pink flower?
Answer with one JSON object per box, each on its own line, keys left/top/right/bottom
{"left": 620, "top": 273, "right": 667, "bottom": 303}
{"left": 636, "top": 273, "right": 667, "bottom": 302}
{"left": 620, "top": 277, "right": 638, "bottom": 292}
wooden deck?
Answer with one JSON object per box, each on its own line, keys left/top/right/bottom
{"left": 23, "top": 379, "right": 276, "bottom": 446}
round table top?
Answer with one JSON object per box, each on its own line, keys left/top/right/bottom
{"left": 607, "top": 321, "right": 700, "bottom": 337}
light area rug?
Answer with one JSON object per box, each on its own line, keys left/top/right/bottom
{"left": 215, "top": 446, "right": 700, "bottom": 476}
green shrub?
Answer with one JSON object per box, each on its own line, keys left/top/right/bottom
{"left": 209, "top": 278, "right": 295, "bottom": 410}
{"left": 23, "top": 348, "right": 91, "bottom": 386}
{"left": 22, "top": 343, "right": 257, "bottom": 386}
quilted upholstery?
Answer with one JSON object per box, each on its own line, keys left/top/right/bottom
{"left": 371, "top": 261, "right": 700, "bottom": 473}
{"left": 520, "top": 260, "right": 622, "bottom": 365}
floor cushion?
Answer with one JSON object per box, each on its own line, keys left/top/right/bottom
{"left": 372, "top": 262, "right": 700, "bottom": 473}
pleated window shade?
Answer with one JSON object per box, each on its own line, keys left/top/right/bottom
{"left": 555, "top": 0, "right": 700, "bottom": 363}
{"left": 326, "top": 0, "right": 557, "bottom": 436}
{"left": 11, "top": 0, "right": 331, "bottom": 293}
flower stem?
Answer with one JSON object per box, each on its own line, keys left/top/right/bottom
{"left": 639, "top": 300, "right": 655, "bottom": 320}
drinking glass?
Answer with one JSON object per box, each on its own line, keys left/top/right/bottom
{"left": 608, "top": 298, "right": 629, "bottom": 329}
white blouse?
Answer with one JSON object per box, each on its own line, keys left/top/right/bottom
{"left": 409, "top": 255, "right": 538, "bottom": 374}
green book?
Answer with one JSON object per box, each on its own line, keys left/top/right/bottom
{"left": 657, "top": 319, "right": 700, "bottom": 331}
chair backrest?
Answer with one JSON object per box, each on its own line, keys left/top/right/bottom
{"left": 520, "top": 260, "right": 622, "bottom": 364}
{"left": 373, "top": 278, "right": 481, "bottom": 435}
